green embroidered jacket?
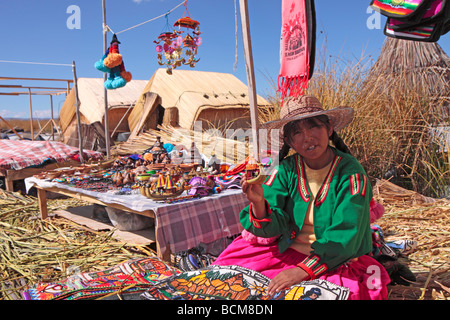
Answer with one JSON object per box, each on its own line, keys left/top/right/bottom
{"left": 240, "top": 148, "right": 373, "bottom": 278}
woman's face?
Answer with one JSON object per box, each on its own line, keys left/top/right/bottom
{"left": 285, "top": 117, "right": 334, "bottom": 169}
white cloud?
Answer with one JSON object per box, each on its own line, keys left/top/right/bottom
{"left": 0, "top": 109, "right": 27, "bottom": 118}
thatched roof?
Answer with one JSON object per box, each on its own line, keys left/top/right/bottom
{"left": 128, "top": 68, "right": 270, "bottom": 132}
{"left": 366, "top": 37, "right": 450, "bottom": 98}
{"left": 59, "top": 78, "right": 148, "bottom": 133}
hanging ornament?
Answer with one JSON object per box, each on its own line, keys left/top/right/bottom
{"left": 153, "top": 14, "right": 183, "bottom": 75}
{"left": 173, "top": 1, "right": 202, "bottom": 69}
{"left": 94, "top": 34, "right": 132, "bottom": 90}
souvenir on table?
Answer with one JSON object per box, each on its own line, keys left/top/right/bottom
{"left": 244, "top": 156, "right": 267, "bottom": 185}
{"left": 187, "top": 176, "right": 210, "bottom": 197}
{"left": 143, "top": 137, "right": 170, "bottom": 164}
{"left": 95, "top": 34, "right": 132, "bottom": 89}
{"left": 140, "top": 173, "right": 185, "bottom": 201}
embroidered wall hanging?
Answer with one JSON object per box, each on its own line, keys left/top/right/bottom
{"left": 141, "top": 265, "right": 349, "bottom": 300}
{"left": 22, "top": 257, "right": 180, "bottom": 300}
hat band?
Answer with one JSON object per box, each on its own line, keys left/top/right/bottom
{"left": 281, "top": 106, "right": 324, "bottom": 121}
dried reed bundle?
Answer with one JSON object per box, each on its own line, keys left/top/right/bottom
{"left": 112, "top": 124, "right": 252, "bottom": 164}
{"left": 374, "top": 179, "right": 449, "bottom": 300}
{"left": 0, "top": 190, "right": 154, "bottom": 300}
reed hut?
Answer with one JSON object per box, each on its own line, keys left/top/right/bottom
{"left": 59, "top": 78, "right": 148, "bottom": 148}
{"left": 365, "top": 37, "right": 450, "bottom": 118}
{"left": 127, "top": 68, "right": 270, "bottom": 138}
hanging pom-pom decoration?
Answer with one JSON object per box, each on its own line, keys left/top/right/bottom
{"left": 95, "top": 49, "right": 111, "bottom": 73}
{"left": 120, "top": 62, "right": 132, "bottom": 83}
{"left": 103, "top": 34, "right": 123, "bottom": 68}
{"left": 95, "top": 34, "right": 132, "bottom": 90}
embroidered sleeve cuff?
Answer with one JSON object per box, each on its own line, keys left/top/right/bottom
{"left": 249, "top": 200, "right": 272, "bottom": 229}
{"left": 297, "top": 254, "right": 328, "bottom": 279}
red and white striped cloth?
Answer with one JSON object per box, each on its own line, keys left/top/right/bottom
{"left": 0, "top": 140, "right": 103, "bottom": 170}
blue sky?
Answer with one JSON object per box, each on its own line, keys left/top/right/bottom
{"left": 0, "top": 0, "right": 448, "bottom": 119}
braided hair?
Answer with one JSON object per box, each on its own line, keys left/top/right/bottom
{"left": 278, "top": 115, "right": 351, "bottom": 163}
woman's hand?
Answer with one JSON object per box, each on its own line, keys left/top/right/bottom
{"left": 241, "top": 176, "right": 265, "bottom": 203}
{"left": 241, "top": 175, "right": 266, "bottom": 218}
{"left": 267, "top": 267, "right": 309, "bottom": 296}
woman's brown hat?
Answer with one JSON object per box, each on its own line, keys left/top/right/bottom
{"left": 261, "top": 95, "right": 354, "bottom": 134}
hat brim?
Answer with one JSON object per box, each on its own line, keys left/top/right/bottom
{"left": 261, "top": 106, "right": 354, "bottom": 133}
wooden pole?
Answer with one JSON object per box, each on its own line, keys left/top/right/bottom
{"left": 102, "top": 0, "right": 111, "bottom": 159}
{"left": 72, "top": 60, "right": 84, "bottom": 163}
{"left": 50, "top": 95, "right": 54, "bottom": 140}
{"left": 28, "top": 88, "right": 34, "bottom": 141}
{"left": 238, "top": 0, "right": 260, "bottom": 162}
{"left": 0, "top": 116, "right": 23, "bottom": 140}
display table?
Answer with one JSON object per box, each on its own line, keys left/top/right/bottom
{"left": 25, "top": 177, "right": 249, "bottom": 261}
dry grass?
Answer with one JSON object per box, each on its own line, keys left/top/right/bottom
{"left": 0, "top": 118, "right": 57, "bottom": 134}
{"left": 0, "top": 189, "right": 153, "bottom": 300}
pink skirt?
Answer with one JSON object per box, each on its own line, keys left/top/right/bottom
{"left": 212, "top": 235, "right": 391, "bottom": 300}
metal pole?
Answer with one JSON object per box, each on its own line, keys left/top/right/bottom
{"left": 238, "top": 0, "right": 260, "bottom": 162}
{"left": 72, "top": 60, "right": 84, "bottom": 163}
{"left": 102, "top": 0, "right": 111, "bottom": 159}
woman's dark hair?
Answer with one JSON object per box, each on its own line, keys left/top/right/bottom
{"left": 278, "top": 115, "right": 351, "bottom": 163}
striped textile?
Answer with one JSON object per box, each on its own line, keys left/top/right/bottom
{"left": 154, "top": 190, "right": 249, "bottom": 254}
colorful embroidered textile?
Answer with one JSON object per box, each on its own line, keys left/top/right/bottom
{"left": 278, "top": 0, "right": 316, "bottom": 101}
{"left": 371, "top": 0, "right": 435, "bottom": 20}
{"left": 141, "top": 265, "right": 349, "bottom": 300}
{"left": 371, "top": 0, "right": 449, "bottom": 42}
{"left": 384, "top": 21, "right": 444, "bottom": 41}
{"left": 22, "top": 257, "right": 180, "bottom": 300}
{"left": 387, "top": 0, "right": 446, "bottom": 29}
{"left": 0, "top": 140, "right": 103, "bottom": 171}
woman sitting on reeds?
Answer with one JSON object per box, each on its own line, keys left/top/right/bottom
{"left": 212, "top": 95, "right": 391, "bottom": 300}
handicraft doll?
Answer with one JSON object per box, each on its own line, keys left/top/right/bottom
{"left": 95, "top": 34, "right": 132, "bottom": 89}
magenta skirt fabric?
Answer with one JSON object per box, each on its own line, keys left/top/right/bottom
{"left": 212, "top": 235, "right": 391, "bottom": 300}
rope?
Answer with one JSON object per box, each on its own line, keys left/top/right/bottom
{"left": 0, "top": 60, "right": 72, "bottom": 67}
{"left": 108, "top": 0, "right": 186, "bottom": 35}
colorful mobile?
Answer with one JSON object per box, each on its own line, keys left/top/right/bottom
{"left": 153, "top": 1, "right": 202, "bottom": 74}
{"left": 94, "top": 34, "right": 132, "bottom": 90}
